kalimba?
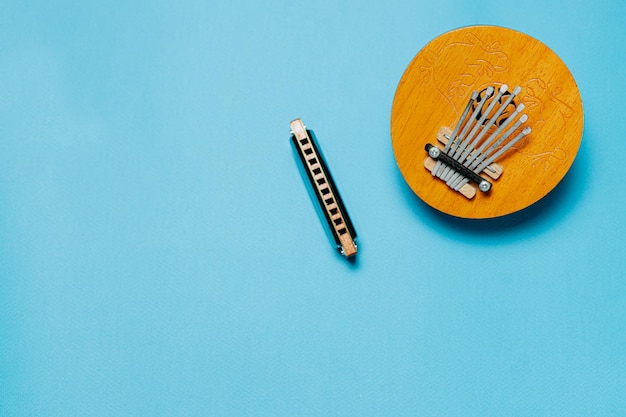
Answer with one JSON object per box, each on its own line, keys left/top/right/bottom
{"left": 391, "top": 26, "right": 584, "bottom": 218}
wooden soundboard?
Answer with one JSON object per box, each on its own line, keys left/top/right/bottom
{"left": 391, "top": 26, "right": 583, "bottom": 218}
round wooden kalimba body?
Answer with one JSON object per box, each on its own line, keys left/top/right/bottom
{"left": 391, "top": 26, "right": 583, "bottom": 219}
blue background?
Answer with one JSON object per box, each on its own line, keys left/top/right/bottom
{"left": 1, "top": 1, "right": 625, "bottom": 416}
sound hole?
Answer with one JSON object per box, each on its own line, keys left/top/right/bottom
{"left": 474, "top": 86, "right": 517, "bottom": 127}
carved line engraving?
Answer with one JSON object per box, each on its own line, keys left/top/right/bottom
{"left": 516, "top": 147, "right": 567, "bottom": 171}
{"left": 516, "top": 78, "right": 574, "bottom": 171}
{"left": 419, "top": 31, "right": 575, "bottom": 171}
{"left": 419, "top": 32, "right": 510, "bottom": 112}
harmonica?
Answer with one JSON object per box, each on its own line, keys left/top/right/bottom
{"left": 290, "top": 119, "right": 358, "bottom": 258}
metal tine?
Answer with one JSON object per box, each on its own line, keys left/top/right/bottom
{"left": 447, "top": 172, "right": 468, "bottom": 190}
{"left": 450, "top": 175, "right": 470, "bottom": 191}
{"left": 447, "top": 91, "right": 524, "bottom": 188}
{"left": 450, "top": 87, "right": 495, "bottom": 161}
{"left": 446, "top": 173, "right": 466, "bottom": 189}
{"left": 465, "top": 99, "right": 524, "bottom": 171}
{"left": 449, "top": 112, "right": 528, "bottom": 190}
{"left": 475, "top": 127, "right": 532, "bottom": 173}
{"left": 448, "top": 90, "right": 484, "bottom": 157}
{"left": 452, "top": 127, "right": 531, "bottom": 191}
{"left": 433, "top": 91, "right": 478, "bottom": 177}
{"left": 441, "top": 87, "right": 494, "bottom": 181}
{"left": 440, "top": 89, "right": 490, "bottom": 179}
{"left": 437, "top": 105, "right": 478, "bottom": 178}
{"left": 468, "top": 112, "right": 528, "bottom": 171}
{"left": 462, "top": 85, "right": 520, "bottom": 167}
{"left": 450, "top": 176, "right": 467, "bottom": 191}
{"left": 447, "top": 85, "right": 508, "bottom": 186}
{"left": 458, "top": 85, "right": 507, "bottom": 161}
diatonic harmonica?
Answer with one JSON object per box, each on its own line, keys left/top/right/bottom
{"left": 290, "top": 119, "right": 358, "bottom": 258}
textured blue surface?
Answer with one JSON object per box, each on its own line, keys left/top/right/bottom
{"left": 1, "top": 1, "right": 625, "bottom": 416}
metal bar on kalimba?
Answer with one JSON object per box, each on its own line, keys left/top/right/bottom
{"left": 450, "top": 113, "right": 529, "bottom": 190}
{"left": 451, "top": 126, "right": 531, "bottom": 192}
{"left": 440, "top": 87, "right": 494, "bottom": 181}
{"left": 474, "top": 127, "right": 532, "bottom": 174}
{"left": 468, "top": 113, "right": 528, "bottom": 172}
{"left": 457, "top": 84, "right": 507, "bottom": 162}
{"left": 437, "top": 91, "right": 482, "bottom": 178}
{"left": 460, "top": 85, "right": 520, "bottom": 165}
{"left": 450, "top": 86, "right": 494, "bottom": 161}
{"left": 446, "top": 85, "right": 508, "bottom": 186}
{"left": 465, "top": 102, "right": 525, "bottom": 170}
{"left": 447, "top": 95, "right": 525, "bottom": 187}
{"left": 433, "top": 91, "right": 478, "bottom": 177}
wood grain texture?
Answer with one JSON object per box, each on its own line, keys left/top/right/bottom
{"left": 391, "top": 26, "right": 583, "bottom": 218}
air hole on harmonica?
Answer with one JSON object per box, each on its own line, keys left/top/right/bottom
{"left": 304, "top": 148, "right": 313, "bottom": 155}
{"left": 299, "top": 138, "right": 308, "bottom": 145}
{"left": 313, "top": 168, "right": 322, "bottom": 175}
{"left": 333, "top": 218, "right": 343, "bottom": 225}
{"left": 321, "top": 188, "right": 330, "bottom": 195}
{"left": 317, "top": 178, "right": 326, "bottom": 185}
{"left": 338, "top": 227, "right": 347, "bottom": 235}
{"left": 325, "top": 198, "right": 334, "bottom": 205}
{"left": 329, "top": 207, "right": 338, "bottom": 215}
{"left": 308, "top": 158, "right": 317, "bottom": 165}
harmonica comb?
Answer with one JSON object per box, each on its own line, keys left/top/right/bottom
{"left": 424, "top": 84, "right": 531, "bottom": 199}
{"left": 290, "top": 119, "right": 358, "bottom": 258}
